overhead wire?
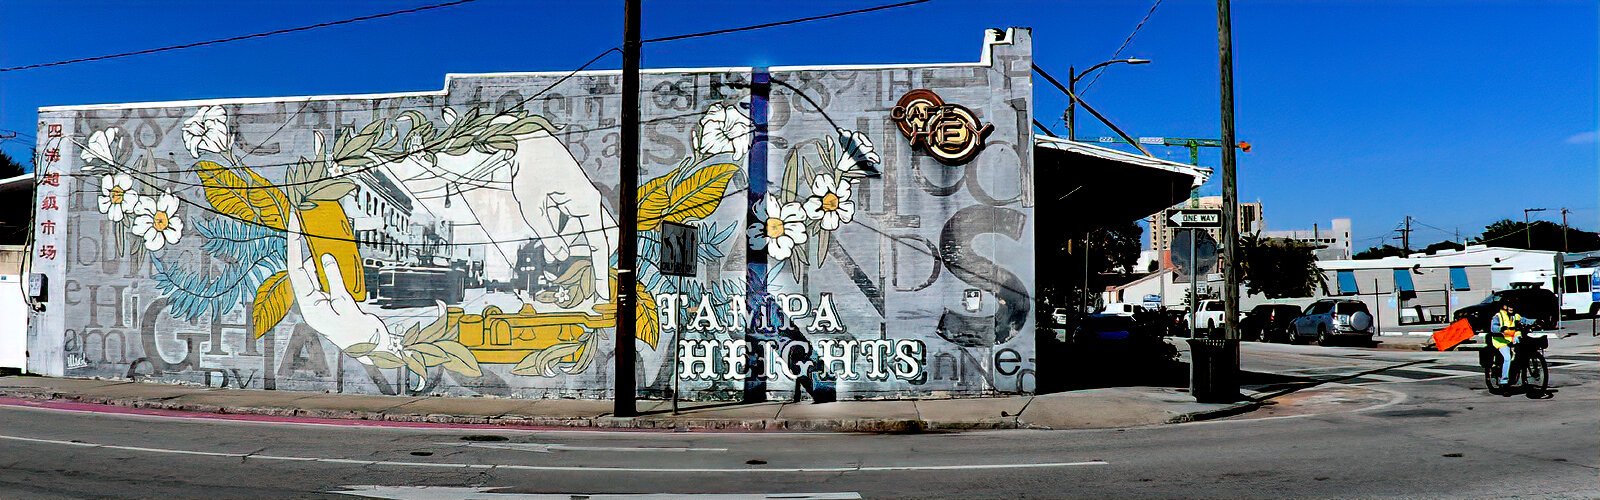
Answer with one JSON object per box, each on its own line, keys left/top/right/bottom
{"left": 643, "top": 0, "right": 931, "bottom": 43}
{"left": 1079, "top": 0, "right": 1163, "bottom": 95}
{"left": 25, "top": 0, "right": 959, "bottom": 274}
{"left": 0, "top": 0, "right": 482, "bottom": 73}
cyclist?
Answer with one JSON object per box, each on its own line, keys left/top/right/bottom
{"left": 1488, "top": 302, "right": 1536, "bottom": 387}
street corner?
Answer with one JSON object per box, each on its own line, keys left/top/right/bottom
{"left": 1229, "top": 384, "right": 1403, "bottom": 421}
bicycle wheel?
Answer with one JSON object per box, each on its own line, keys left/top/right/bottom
{"left": 1525, "top": 352, "right": 1548, "bottom": 392}
{"left": 1481, "top": 348, "right": 1504, "bottom": 392}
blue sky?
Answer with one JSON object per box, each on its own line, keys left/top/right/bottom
{"left": 2, "top": 0, "right": 1595, "bottom": 246}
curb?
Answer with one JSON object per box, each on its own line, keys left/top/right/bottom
{"left": 0, "top": 387, "right": 1018, "bottom": 433}
{"left": 1162, "top": 399, "right": 1266, "bottom": 424}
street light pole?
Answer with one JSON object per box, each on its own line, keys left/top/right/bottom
{"left": 1067, "top": 66, "right": 1076, "bottom": 141}
{"left": 1524, "top": 208, "right": 1547, "bottom": 249}
{"left": 1062, "top": 58, "right": 1149, "bottom": 142}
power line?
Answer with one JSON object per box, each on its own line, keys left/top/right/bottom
{"left": 643, "top": 0, "right": 931, "bottom": 43}
{"left": 61, "top": 106, "right": 718, "bottom": 185}
{"left": 65, "top": 47, "right": 619, "bottom": 189}
{"left": 1080, "top": 0, "right": 1163, "bottom": 95}
{"left": 0, "top": 0, "right": 481, "bottom": 73}
{"left": 74, "top": 143, "right": 753, "bottom": 248}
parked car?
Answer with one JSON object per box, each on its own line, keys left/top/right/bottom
{"left": 1070, "top": 314, "right": 1174, "bottom": 357}
{"left": 1159, "top": 309, "right": 1191, "bottom": 337}
{"left": 1289, "top": 299, "right": 1374, "bottom": 345}
{"left": 1453, "top": 288, "right": 1559, "bottom": 332}
{"left": 1049, "top": 307, "right": 1072, "bottom": 326}
{"left": 1242, "top": 304, "right": 1304, "bottom": 343}
{"left": 1100, "top": 302, "right": 1147, "bottom": 317}
{"left": 1193, "top": 299, "right": 1229, "bottom": 334}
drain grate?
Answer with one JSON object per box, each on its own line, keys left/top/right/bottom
{"left": 459, "top": 435, "right": 509, "bottom": 442}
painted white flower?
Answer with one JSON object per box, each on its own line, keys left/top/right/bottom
{"left": 129, "top": 190, "right": 184, "bottom": 251}
{"left": 802, "top": 173, "right": 856, "bottom": 231}
{"left": 695, "top": 102, "right": 753, "bottom": 161}
{"left": 81, "top": 128, "right": 123, "bottom": 165}
{"left": 747, "top": 195, "right": 807, "bottom": 261}
{"left": 96, "top": 174, "right": 138, "bottom": 222}
{"left": 835, "top": 128, "right": 881, "bottom": 173}
{"left": 181, "top": 105, "right": 231, "bottom": 158}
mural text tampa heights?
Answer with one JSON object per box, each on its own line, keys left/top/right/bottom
{"left": 27, "top": 29, "right": 1041, "bottom": 400}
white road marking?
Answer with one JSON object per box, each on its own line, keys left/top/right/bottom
{"left": 330, "top": 486, "right": 863, "bottom": 500}
{"left": 0, "top": 434, "right": 1106, "bottom": 473}
{"left": 0, "top": 401, "right": 853, "bottom": 437}
{"left": 455, "top": 442, "right": 728, "bottom": 453}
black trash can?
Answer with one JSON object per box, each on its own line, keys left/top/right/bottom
{"left": 1188, "top": 338, "right": 1241, "bottom": 403}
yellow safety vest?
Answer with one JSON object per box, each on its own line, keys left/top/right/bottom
{"left": 1491, "top": 310, "right": 1521, "bottom": 348}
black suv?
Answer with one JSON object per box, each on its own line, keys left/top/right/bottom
{"left": 1242, "top": 304, "right": 1304, "bottom": 343}
{"left": 1454, "top": 288, "right": 1558, "bottom": 332}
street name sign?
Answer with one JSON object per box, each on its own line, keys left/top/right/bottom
{"left": 1166, "top": 209, "right": 1222, "bottom": 229}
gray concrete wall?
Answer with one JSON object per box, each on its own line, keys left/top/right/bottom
{"left": 27, "top": 29, "right": 1034, "bottom": 400}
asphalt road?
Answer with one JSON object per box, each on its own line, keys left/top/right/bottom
{"left": 1, "top": 325, "right": 1595, "bottom": 499}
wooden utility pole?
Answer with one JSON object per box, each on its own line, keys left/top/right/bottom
{"left": 1218, "top": 0, "right": 1240, "bottom": 344}
{"left": 1561, "top": 208, "right": 1571, "bottom": 253}
{"left": 614, "top": 0, "right": 640, "bottom": 417}
{"left": 1401, "top": 216, "right": 1412, "bottom": 254}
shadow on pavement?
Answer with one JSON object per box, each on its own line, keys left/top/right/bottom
{"left": 1034, "top": 328, "right": 1189, "bottom": 394}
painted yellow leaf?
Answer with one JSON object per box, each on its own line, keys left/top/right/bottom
{"left": 662, "top": 163, "right": 738, "bottom": 224}
{"left": 240, "top": 165, "right": 290, "bottom": 229}
{"left": 300, "top": 200, "right": 366, "bottom": 301}
{"left": 251, "top": 270, "right": 293, "bottom": 339}
{"left": 196, "top": 161, "right": 287, "bottom": 230}
{"left": 637, "top": 284, "right": 659, "bottom": 349}
{"left": 636, "top": 165, "right": 679, "bottom": 231}
{"left": 433, "top": 340, "right": 482, "bottom": 377}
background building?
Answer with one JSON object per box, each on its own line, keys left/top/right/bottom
{"left": 1263, "top": 218, "right": 1353, "bottom": 260}
{"left": 1147, "top": 195, "right": 1262, "bottom": 275}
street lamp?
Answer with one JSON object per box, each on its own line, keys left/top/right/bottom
{"left": 1523, "top": 208, "right": 1547, "bottom": 249}
{"left": 1065, "top": 58, "right": 1150, "bottom": 141}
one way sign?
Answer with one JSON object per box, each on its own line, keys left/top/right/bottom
{"left": 1166, "top": 209, "right": 1222, "bottom": 229}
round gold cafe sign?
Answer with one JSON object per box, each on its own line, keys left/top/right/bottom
{"left": 890, "top": 89, "right": 994, "bottom": 165}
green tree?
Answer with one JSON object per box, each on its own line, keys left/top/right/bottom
{"left": 1238, "top": 233, "right": 1325, "bottom": 298}
{"left": 1088, "top": 220, "right": 1143, "bottom": 275}
{"left": 0, "top": 150, "right": 26, "bottom": 178}
{"left": 1354, "top": 244, "right": 1407, "bottom": 260}
{"left": 1474, "top": 219, "right": 1600, "bottom": 252}
{"left": 1420, "top": 240, "right": 1464, "bottom": 254}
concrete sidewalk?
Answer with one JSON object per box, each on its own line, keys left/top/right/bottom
{"left": 0, "top": 375, "right": 1259, "bottom": 432}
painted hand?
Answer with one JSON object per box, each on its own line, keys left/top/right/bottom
{"left": 512, "top": 133, "right": 617, "bottom": 308}
{"left": 286, "top": 212, "right": 400, "bottom": 365}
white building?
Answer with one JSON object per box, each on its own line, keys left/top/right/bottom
{"left": 1103, "top": 245, "right": 1560, "bottom": 329}
{"left": 1263, "top": 218, "right": 1352, "bottom": 261}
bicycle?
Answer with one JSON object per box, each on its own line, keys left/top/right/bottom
{"left": 1480, "top": 331, "right": 1550, "bottom": 394}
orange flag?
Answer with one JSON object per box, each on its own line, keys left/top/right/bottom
{"left": 1432, "top": 318, "right": 1475, "bottom": 351}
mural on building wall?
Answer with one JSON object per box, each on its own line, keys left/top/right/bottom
{"left": 68, "top": 94, "right": 761, "bottom": 392}
{"left": 36, "top": 28, "right": 1037, "bottom": 399}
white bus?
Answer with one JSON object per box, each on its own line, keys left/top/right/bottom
{"left": 1556, "top": 267, "right": 1599, "bottom": 318}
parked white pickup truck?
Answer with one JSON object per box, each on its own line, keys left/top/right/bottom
{"left": 1100, "top": 302, "right": 1148, "bottom": 317}
{"left": 1194, "top": 299, "right": 1229, "bottom": 334}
